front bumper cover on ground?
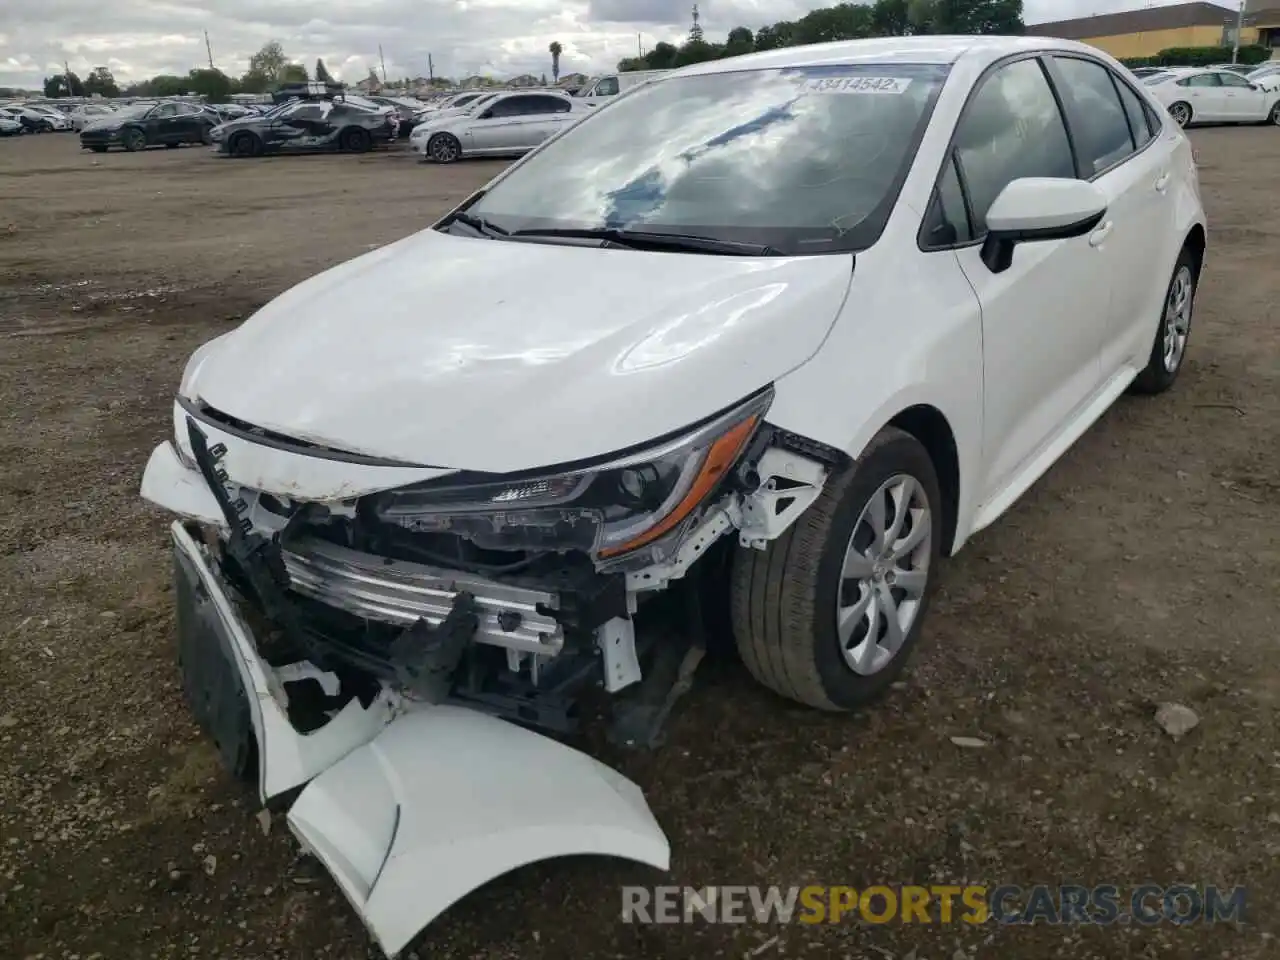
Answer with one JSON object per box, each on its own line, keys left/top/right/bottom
{"left": 170, "top": 520, "right": 670, "bottom": 957}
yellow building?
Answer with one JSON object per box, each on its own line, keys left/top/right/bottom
{"left": 1029, "top": 1, "right": 1280, "bottom": 61}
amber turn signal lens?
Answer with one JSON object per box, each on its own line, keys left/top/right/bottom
{"left": 598, "top": 414, "right": 760, "bottom": 558}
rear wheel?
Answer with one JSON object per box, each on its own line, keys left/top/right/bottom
{"left": 1169, "top": 101, "right": 1192, "bottom": 127}
{"left": 229, "top": 131, "right": 260, "bottom": 158}
{"left": 123, "top": 127, "right": 147, "bottom": 152}
{"left": 731, "top": 427, "right": 943, "bottom": 710}
{"left": 340, "top": 127, "right": 372, "bottom": 153}
{"left": 428, "top": 133, "right": 462, "bottom": 163}
{"left": 1268, "top": 102, "right": 1280, "bottom": 126}
{"left": 1130, "top": 246, "right": 1197, "bottom": 395}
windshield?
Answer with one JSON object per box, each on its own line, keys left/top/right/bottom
{"left": 466, "top": 64, "right": 949, "bottom": 255}
{"left": 110, "top": 103, "right": 155, "bottom": 120}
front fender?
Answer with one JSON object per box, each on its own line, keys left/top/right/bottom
{"left": 288, "top": 706, "right": 670, "bottom": 957}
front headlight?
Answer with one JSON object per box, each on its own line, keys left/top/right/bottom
{"left": 372, "top": 389, "right": 771, "bottom": 567}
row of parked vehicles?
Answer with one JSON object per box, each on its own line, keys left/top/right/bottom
{"left": 7, "top": 69, "right": 670, "bottom": 158}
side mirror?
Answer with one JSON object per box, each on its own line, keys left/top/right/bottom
{"left": 981, "top": 177, "right": 1108, "bottom": 274}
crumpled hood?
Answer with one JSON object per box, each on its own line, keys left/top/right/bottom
{"left": 189, "top": 228, "right": 853, "bottom": 472}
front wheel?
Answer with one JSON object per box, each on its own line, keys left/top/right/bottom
{"left": 1268, "top": 102, "right": 1280, "bottom": 126}
{"left": 200, "top": 126, "right": 213, "bottom": 145}
{"left": 427, "top": 133, "right": 461, "bottom": 164}
{"left": 1130, "top": 247, "right": 1197, "bottom": 395}
{"left": 229, "top": 131, "right": 260, "bottom": 158}
{"left": 340, "top": 127, "right": 372, "bottom": 153}
{"left": 731, "top": 427, "right": 943, "bottom": 710}
{"left": 1169, "top": 101, "right": 1192, "bottom": 127}
{"left": 123, "top": 127, "right": 147, "bottom": 152}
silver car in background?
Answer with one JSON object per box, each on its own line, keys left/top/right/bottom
{"left": 410, "top": 91, "right": 584, "bottom": 163}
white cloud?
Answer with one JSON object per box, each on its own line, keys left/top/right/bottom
{"left": 0, "top": 0, "right": 1239, "bottom": 90}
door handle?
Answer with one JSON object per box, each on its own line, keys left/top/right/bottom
{"left": 1154, "top": 172, "right": 1171, "bottom": 193}
{"left": 1088, "top": 220, "right": 1114, "bottom": 247}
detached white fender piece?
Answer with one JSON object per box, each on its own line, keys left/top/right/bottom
{"left": 290, "top": 707, "right": 671, "bottom": 957}
{"left": 170, "top": 521, "right": 669, "bottom": 957}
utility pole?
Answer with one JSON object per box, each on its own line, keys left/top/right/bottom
{"left": 1232, "top": 0, "right": 1246, "bottom": 63}
{"left": 428, "top": 53, "right": 434, "bottom": 83}
{"left": 63, "top": 60, "right": 73, "bottom": 96}
{"left": 204, "top": 30, "right": 215, "bottom": 69}
{"left": 379, "top": 44, "right": 388, "bottom": 84}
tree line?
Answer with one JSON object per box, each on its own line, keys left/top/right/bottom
{"left": 41, "top": 42, "right": 338, "bottom": 100}
{"left": 618, "top": 0, "right": 1024, "bottom": 72}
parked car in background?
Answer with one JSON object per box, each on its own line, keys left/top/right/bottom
{"left": 68, "top": 103, "right": 116, "bottom": 131}
{"left": 1128, "top": 66, "right": 1166, "bottom": 78}
{"left": 1208, "top": 63, "right": 1257, "bottom": 75}
{"left": 79, "top": 100, "right": 218, "bottom": 152}
{"left": 366, "top": 95, "right": 427, "bottom": 132}
{"left": 1145, "top": 67, "right": 1280, "bottom": 125}
{"left": 25, "top": 106, "right": 73, "bottom": 131}
{"left": 1247, "top": 62, "right": 1280, "bottom": 90}
{"left": 0, "top": 116, "right": 23, "bottom": 136}
{"left": 210, "top": 97, "right": 399, "bottom": 157}
{"left": 573, "top": 69, "right": 671, "bottom": 107}
{"left": 141, "top": 35, "right": 1207, "bottom": 957}
{"left": 209, "top": 103, "right": 257, "bottom": 121}
{"left": 414, "top": 91, "right": 488, "bottom": 119}
{"left": 1, "top": 106, "right": 57, "bottom": 133}
{"left": 411, "top": 91, "right": 582, "bottom": 162}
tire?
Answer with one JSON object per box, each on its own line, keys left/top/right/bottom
{"left": 123, "top": 127, "right": 147, "bottom": 152}
{"left": 1169, "top": 101, "right": 1192, "bottom": 128}
{"left": 229, "top": 131, "right": 260, "bottom": 158}
{"left": 89, "top": 146, "right": 107, "bottom": 153}
{"left": 200, "top": 126, "right": 213, "bottom": 146}
{"left": 428, "top": 133, "right": 462, "bottom": 163}
{"left": 1130, "top": 246, "right": 1198, "bottom": 395}
{"left": 1268, "top": 102, "right": 1280, "bottom": 126}
{"left": 731, "top": 427, "right": 943, "bottom": 710}
{"left": 340, "top": 127, "right": 372, "bottom": 153}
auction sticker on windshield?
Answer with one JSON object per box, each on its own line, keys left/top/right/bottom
{"left": 798, "top": 76, "right": 913, "bottom": 95}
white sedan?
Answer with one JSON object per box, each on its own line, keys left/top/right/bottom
{"left": 1144, "top": 66, "right": 1280, "bottom": 126}
{"left": 409, "top": 90, "right": 584, "bottom": 162}
{"left": 68, "top": 103, "right": 116, "bottom": 131}
{"left": 142, "top": 35, "right": 1205, "bottom": 957}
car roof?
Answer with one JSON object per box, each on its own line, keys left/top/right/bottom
{"left": 675, "top": 34, "right": 1113, "bottom": 76}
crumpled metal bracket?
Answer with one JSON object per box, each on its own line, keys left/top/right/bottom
{"left": 389, "top": 594, "right": 480, "bottom": 703}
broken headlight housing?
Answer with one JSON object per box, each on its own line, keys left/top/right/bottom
{"left": 372, "top": 389, "right": 771, "bottom": 568}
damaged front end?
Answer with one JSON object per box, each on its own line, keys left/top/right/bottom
{"left": 143, "top": 384, "right": 836, "bottom": 956}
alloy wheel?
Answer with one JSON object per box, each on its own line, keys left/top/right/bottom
{"left": 836, "top": 474, "right": 932, "bottom": 676}
{"left": 1163, "top": 264, "right": 1193, "bottom": 373}
{"left": 430, "top": 135, "right": 459, "bottom": 163}
{"left": 1170, "top": 103, "right": 1191, "bottom": 127}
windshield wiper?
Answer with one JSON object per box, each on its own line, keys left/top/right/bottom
{"left": 446, "top": 211, "right": 509, "bottom": 239}
{"left": 509, "top": 227, "right": 781, "bottom": 257}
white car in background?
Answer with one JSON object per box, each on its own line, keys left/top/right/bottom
{"left": 1247, "top": 62, "right": 1280, "bottom": 91}
{"left": 143, "top": 35, "right": 1206, "bottom": 957}
{"left": 68, "top": 103, "right": 116, "bottom": 131}
{"left": 1144, "top": 66, "right": 1280, "bottom": 126}
{"left": 22, "top": 105, "right": 73, "bottom": 131}
{"left": 410, "top": 90, "right": 583, "bottom": 162}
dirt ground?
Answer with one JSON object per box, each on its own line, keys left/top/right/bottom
{"left": 0, "top": 131, "right": 1277, "bottom": 960}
